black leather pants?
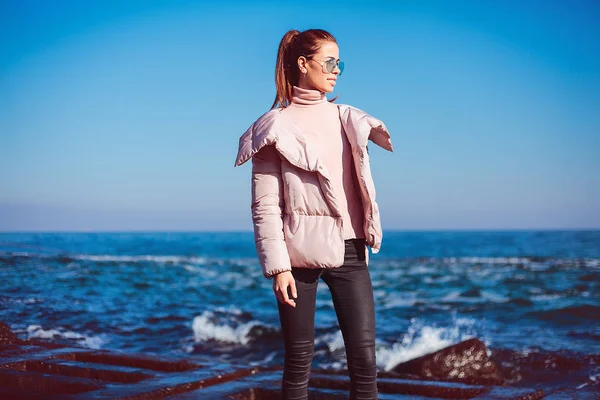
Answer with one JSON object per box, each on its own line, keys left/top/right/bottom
{"left": 277, "top": 239, "right": 378, "bottom": 400}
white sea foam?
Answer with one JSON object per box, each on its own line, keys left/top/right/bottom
{"left": 423, "top": 275, "right": 457, "bottom": 284}
{"left": 68, "top": 254, "right": 261, "bottom": 272}
{"left": 26, "top": 325, "right": 105, "bottom": 349}
{"left": 440, "top": 290, "right": 508, "bottom": 304}
{"left": 531, "top": 294, "right": 564, "bottom": 302}
{"left": 376, "top": 318, "right": 480, "bottom": 371}
{"left": 407, "top": 265, "right": 437, "bottom": 275}
{"left": 377, "top": 328, "right": 453, "bottom": 371}
{"left": 6, "top": 251, "right": 598, "bottom": 270}
{"left": 313, "top": 318, "right": 484, "bottom": 372}
{"left": 372, "top": 289, "right": 387, "bottom": 302}
{"left": 11, "top": 298, "right": 42, "bottom": 304}
{"left": 585, "top": 259, "right": 600, "bottom": 268}
{"left": 213, "top": 305, "right": 244, "bottom": 315}
{"left": 191, "top": 310, "right": 268, "bottom": 345}
{"left": 217, "top": 272, "right": 255, "bottom": 290}
{"left": 1, "top": 251, "right": 31, "bottom": 257}
{"left": 314, "top": 330, "right": 345, "bottom": 353}
{"left": 480, "top": 290, "right": 509, "bottom": 303}
{"left": 249, "top": 351, "right": 278, "bottom": 366}
{"left": 317, "top": 360, "right": 345, "bottom": 370}
{"left": 527, "top": 262, "right": 551, "bottom": 271}
{"left": 442, "top": 257, "right": 532, "bottom": 265}
{"left": 381, "top": 292, "right": 420, "bottom": 308}
{"left": 183, "top": 264, "right": 206, "bottom": 274}
{"left": 441, "top": 291, "right": 469, "bottom": 303}
{"left": 576, "top": 366, "right": 600, "bottom": 389}
{"left": 73, "top": 254, "right": 207, "bottom": 264}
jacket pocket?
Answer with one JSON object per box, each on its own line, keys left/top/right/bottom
{"left": 285, "top": 215, "right": 343, "bottom": 268}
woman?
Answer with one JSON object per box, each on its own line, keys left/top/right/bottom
{"left": 235, "top": 28, "right": 393, "bottom": 400}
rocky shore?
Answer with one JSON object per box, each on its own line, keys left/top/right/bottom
{"left": 0, "top": 322, "right": 547, "bottom": 399}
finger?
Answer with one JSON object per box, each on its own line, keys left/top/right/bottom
{"left": 289, "top": 279, "right": 298, "bottom": 299}
{"left": 275, "top": 292, "right": 284, "bottom": 305}
{"left": 281, "top": 284, "right": 296, "bottom": 307}
{"left": 273, "top": 286, "right": 283, "bottom": 304}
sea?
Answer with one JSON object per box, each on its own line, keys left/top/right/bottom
{"left": 1, "top": 230, "right": 598, "bottom": 396}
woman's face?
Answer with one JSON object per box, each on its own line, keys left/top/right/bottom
{"left": 297, "top": 41, "right": 341, "bottom": 93}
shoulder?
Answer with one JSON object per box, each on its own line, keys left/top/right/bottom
{"left": 336, "top": 103, "right": 385, "bottom": 130}
{"left": 337, "top": 103, "right": 371, "bottom": 120}
{"left": 336, "top": 103, "right": 394, "bottom": 152}
{"left": 234, "top": 108, "right": 286, "bottom": 167}
{"left": 250, "top": 108, "right": 285, "bottom": 134}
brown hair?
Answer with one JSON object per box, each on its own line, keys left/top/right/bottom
{"left": 271, "top": 29, "right": 338, "bottom": 110}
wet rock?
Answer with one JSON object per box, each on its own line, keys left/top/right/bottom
{"left": 391, "top": 337, "right": 504, "bottom": 385}
{"left": 0, "top": 322, "right": 17, "bottom": 345}
{"left": 1, "top": 322, "right": 546, "bottom": 399}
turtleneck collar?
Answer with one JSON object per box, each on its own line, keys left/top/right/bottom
{"left": 291, "top": 85, "right": 326, "bottom": 106}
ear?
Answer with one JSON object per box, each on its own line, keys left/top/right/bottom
{"left": 297, "top": 56, "right": 308, "bottom": 73}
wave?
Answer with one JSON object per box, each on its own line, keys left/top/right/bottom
{"left": 314, "top": 330, "right": 345, "bottom": 353}
{"left": 23, "top": 324, "right": 106, "bottom": 349}
{"left": 0, "top": 251, "right": 258, "bottom": 268}
{"left": 2, "top": 251, "right": 598, "bottom": 268}
{"left": 314, "top": 317, "right": 485, "bottom": 372}
{"left": 381, "top": 292, "right": 421, "bottom": 309}
{"left": 190, "top": 308, "right": 278, "bottom": 346}
{"left": 441, "top": 257, "right": 600, "bottom": 268}
{"left": 187, "top": 307, "right": 487, "bottom": 370}
{"left": 375, "top": 317, "right": 483, "bottom": 371}
{"left": 0, "top": 296, "right": 42, "bottom": 304}
{"left": 440, "top": 289, "right": 509, "bottom": 304}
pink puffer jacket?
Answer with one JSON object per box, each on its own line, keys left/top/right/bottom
{"left": 235, "top": 104, "right": 393, "bottom": 279}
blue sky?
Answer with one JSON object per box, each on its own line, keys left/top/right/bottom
{"left": 1, "top": 0, "right": 599, "bottom": 231}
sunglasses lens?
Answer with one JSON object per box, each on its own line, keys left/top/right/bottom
{"left": 325, "top": 59, "right": 337, "bottom": 73}
{"left": 324, "top": 59, "right": 344, "bottom": 75}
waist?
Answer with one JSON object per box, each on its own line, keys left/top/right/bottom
{"left": 345, "top": 238, "right": 366, "bottom": 246}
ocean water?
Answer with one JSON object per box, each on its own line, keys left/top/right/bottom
{"left": 1, "top": 231, "right": 599, "bottom": 394}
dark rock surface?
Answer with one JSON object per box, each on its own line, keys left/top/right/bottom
{"left": 0, "top": 323, "right": 543, "bottom": 399}
{"left": 391, "top": 337, "right": 505, "bottom": 385}
{"left": 0, "top": 322, "right": 17, "bottom": 345}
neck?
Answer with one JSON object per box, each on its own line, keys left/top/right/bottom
{"left": 291, "top": 85, "right": 326, "bottom": 106}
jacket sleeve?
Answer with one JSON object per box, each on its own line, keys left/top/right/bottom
{"left": 251, "top": 145, "right": 292, "bottom": 279}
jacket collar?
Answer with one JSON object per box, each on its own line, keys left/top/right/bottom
{"left": 234, "top": 104, "right": 393, "bottom": 171}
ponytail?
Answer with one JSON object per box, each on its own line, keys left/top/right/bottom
{"left": 271, "top": 30, "right": 300, "bottom": 110}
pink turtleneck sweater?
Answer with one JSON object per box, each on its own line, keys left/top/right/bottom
{"left": 254, "top": 85, "right": 365, "bottom": 240}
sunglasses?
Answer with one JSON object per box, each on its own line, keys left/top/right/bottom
{"left": 305, "top": 56, "right": 344, "bottom": 76}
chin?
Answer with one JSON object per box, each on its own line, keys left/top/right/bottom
{"left": 321, "top": 84, "right": 335, "bottom": 93}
